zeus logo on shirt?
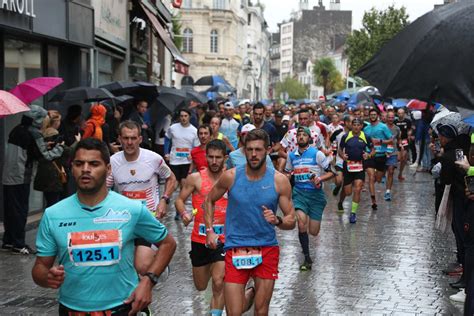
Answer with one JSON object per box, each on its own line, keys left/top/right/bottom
{"left": 59, "top": 222, "right": 76, "bottom": 227}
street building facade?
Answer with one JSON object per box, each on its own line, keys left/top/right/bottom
{"left": 179, "top": 0, "right": 270, "bottom": 100}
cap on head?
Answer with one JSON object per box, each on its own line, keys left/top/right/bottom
{"left": 224, "top": 101, "right": 234, "bottom": 109}
{"left": 241, "top": 123, "right": 256, "bottom": 134}
{"left": 297, "top": 126, "right": 311, "bottom": 137}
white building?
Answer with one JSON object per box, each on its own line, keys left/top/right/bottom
{"left": 279, "top": 21, "right": 294, "bottom": 80}
{"left": 179, "top": 0, "right": 270, "bottom": 100}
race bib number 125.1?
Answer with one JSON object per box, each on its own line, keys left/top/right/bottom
{"left": 68, "top": 230, "right": 122, "bottom": 266}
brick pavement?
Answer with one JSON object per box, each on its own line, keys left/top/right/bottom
{"left": 0, "top": 169, "right": 464, "bottom": 315}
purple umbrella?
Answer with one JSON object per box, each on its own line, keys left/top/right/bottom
{"left": 10, "top": 77, "right": 64, "bottom": 104}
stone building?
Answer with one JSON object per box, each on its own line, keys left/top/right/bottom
{"left": 179, "top": 0, "right": 270, "bottom": 100}
{"left": 279, "top": 0, "right": 351, "bottom": 85}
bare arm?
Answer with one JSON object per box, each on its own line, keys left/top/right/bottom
{"left": 32, "top": 256, "right": 65, "bottom": 289}
{"left": 223, "top": 136, "right": 235, "bottom": 152}
{"left": 273, "top": 172, "right": 296, "bottom": 230}
{"left": 126, "top": 233, "right": 176, "bottom": 314}
{"left": 174, "top": 173, "right": 197, "bottom": 225}
{"left": 204, "top": 169, "right": 235, "bottom": 248}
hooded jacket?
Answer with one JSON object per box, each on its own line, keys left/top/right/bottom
{"left": 2, "top": 105, "right": 64, "bottom": 185}
{"left": 83, "top": 104, "right": 106, "bottom": 141}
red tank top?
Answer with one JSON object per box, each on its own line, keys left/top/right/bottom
{"left": 191, "top": 169, "right": 227, "bottom": 244}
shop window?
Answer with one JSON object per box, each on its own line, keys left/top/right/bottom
{"left": 183, "top": 28, "right": 193, "bottom": 53}
{"left": 213, "top": 0, "right": 226, "bottom": 10}
{"left": 210, "top": 30, "right": 218, "bottom": 53}
{"left": 98, "top": 52, "right": 113, "bottom": 85}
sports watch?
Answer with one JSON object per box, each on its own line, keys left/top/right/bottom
{"left": 161, "top": 195, "right": 170, "bottom": 204}
{"left": 145, "top": 272, "right": 160, "bottom": 285}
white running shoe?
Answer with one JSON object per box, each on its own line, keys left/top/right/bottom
{"left": 449, "top": 289, "right": 466, "bottom": 303}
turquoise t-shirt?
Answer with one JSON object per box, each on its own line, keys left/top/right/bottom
{"left": 363, "top": 122, "right": 392, "bottom": 157}
{"left": 36, "top": 191, "right": 168, "bottom": 311}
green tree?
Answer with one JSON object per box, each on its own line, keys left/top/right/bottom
{"left": 313, "top": 58, "right": 345, "bottom": 96}
{"left": 346, "top": 6, "right": 409, "bottom": 75}
{"left": 275, "top": 77, "right": 308, "bottom": 100}
{"left": 172, "top": 12, "right": 183, "bottom": 50}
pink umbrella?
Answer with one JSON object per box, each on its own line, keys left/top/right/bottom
{"left": 10, "top": 77, "right": 63, "bottom": 104}
{"left": 0, "top": 90, "right": 30, "bottom": 117}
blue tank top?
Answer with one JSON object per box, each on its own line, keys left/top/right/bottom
{"left": 224, "top": 164, "right": 279, "bottom": 250}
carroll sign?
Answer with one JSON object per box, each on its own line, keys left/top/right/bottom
{"left": 1, "top": 0, "right": 36, "bottom": 18}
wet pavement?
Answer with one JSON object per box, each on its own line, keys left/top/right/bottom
{"left": 0, "top": 167, "right": 465, "bottom": 315}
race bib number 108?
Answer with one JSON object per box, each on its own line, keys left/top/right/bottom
{"left": 68, "top": 230, "right": 122, "bottom": 266}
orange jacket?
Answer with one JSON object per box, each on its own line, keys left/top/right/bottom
{"left": 83, "top": 104, "right": 106, "bottom": 141}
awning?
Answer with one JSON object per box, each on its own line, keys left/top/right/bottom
{"left": 139, "top": 1, "right": 189, "bottom": 75}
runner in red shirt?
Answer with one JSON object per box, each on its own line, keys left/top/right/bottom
{"left": 189, "top": 124, "right": 212, "bottom": 174}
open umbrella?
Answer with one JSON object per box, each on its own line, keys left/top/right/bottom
{"left": 10, "top": 77, "right": 63, "bottom": 104}
{"left": 0, "top": 90, "right": 30, "bottom": 116}
{"left": 348, "top": 91, "right": 372, "bottom": 108}
{"left": 50, "top": 87, "right": 114, "bottom": 103}
{"left": 392, "top": 99, "right": 408, "bottom": 108}
{"left": 407, "top": 99, "right": 428, "bottom": 111}
{"left": 149, "top": 87, "right": 187, "bottom": 124}
{"left": 182, "top": 88, "right": 208, "bottom": 104}
{"left": 206, "top": 83, "right": 235, "bottom": 93}
{"left": 431, "top": 106, "right": 470, "bottom": 134}
{"left": 194, "top": 75, "right": 230, "bottom": 86}
{"left": 100, "top": 81, "right": 158, "bottom": 100}
{"left": 356, "top": 1, "right": 474, "bottom": 109}
{"left": 101, "top": 95, "right": 134, "bottom": 108}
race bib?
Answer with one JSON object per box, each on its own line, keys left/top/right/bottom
{"left": 386, "top": 144, "right": 395, "bottom": 153}
{"left": 232, "top": 247, "right": 263, "bottom": 269}
{"left": 68, "top": 230, "right": 122, "bottom": 267}
{"left": 373, "top": 140, "right": 383, "bottom": 153}
{"left": 198, "top": 224, "right": 224, "bottom": 236}
{"left": 347, "top": 160, "right": 363, "bottom": 172}
{"left": 401, "top": 139, "right": 409, "bottom": 147}
{"left": 122, "top": 190, "right": 146, "bottom": 200}
{"left": 176, "top": 147, "right": 190, "bottom": 158}
{"left": 294, "top": 167, "right": 312, "bottom": 182}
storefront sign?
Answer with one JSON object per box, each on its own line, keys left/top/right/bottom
{"left": 1, "top": 0, "right": 36, "bottom": 18}
{"left": 92, "top": 0, "right": 127, "bottom": 48}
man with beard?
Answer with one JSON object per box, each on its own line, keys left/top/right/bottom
{"left": 285, "top": 127, "right": 335, "bottom": 270}
{"left": 32, "top": 138, "right": 176, "bottom": 315}
{"left": 107, "top": 120, "right": 176, "bottom": 275}
{"left": 176, "top": 140, "right": 255, "bottom": 316}
{"left": 363, "top": 108, "right": 392, "bottom": 210}
{"left": 205, "top": 129, "right": 296, "bottom": 316}
{"left": 339, "top": 118, "right": 374, "bottom": 223}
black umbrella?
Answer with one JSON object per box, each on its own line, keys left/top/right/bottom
{"left": 149, "top": 87, "right": 187, "bottom": 124}
{"left": 49, "top": 87, "right": 114, "bottom": 103}
{"left": 100, "top": 81, "right": 159, "bottom": 101}
{"left": 355, "top": 1, "right": 474, "bottom": 109}
{"left": 182, "top": 88, "right": 208, "bottom": 104}
{"left": 194, "top": 75, "right": 230, "bottom": 86}
{"left": 101, "top": 95, "right": 134, "bottom": 108}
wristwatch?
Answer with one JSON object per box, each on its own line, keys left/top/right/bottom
{"left": 161, "top": 195, "right": 170, "bottom": 204}
{"left": 144, "top": 272, "right": 160, "bottom": 285}
{"left": 275, "top": 216, "right": 283, "bottom": 226}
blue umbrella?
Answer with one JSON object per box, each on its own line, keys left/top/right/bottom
{"left": 347, "top": 91, "right": 372, "bottom": 108}
{"left": 392, "top": 99, "right": 408, "bottom": 108}
{"left": 333, "top": 91, "right": 351, "bottom": 101}
{"left": 463, "top": 114, "right": 474, "bottom": 127}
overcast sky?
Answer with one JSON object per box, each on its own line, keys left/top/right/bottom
{"left": 260, "top": 0, "right": 446, "bottom": 32}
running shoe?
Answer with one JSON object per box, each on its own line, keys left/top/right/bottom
{"left": 349, "top": 213, "right": 357, "bottom": 224}
{"left": 12, "top": 245, "right": 36, "bottom": 255}
{"left": 332, "top": 185, "right": 341, "bottom": 196}
{"left": 1, "top": 244, "right": 13, "bottom": 251}
{"left": 371, "top": 203, "right": 378, "bottom": 210}
{"left": 449, "top": 289, "right": 466, "bottom": 303}
{"left": 384, "top": 191, "right": 392, "bottom": 201}
{"left": 300, "top": 260, "right": 312, "bottom": 271}
{"left": 337, "top": 202, "right": 344, "bottom": 214}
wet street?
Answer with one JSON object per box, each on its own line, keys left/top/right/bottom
{"left": 0, "top": 168, "right": 464, "bottom": 315}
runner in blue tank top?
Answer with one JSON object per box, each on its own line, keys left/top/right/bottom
{"left": 285, "top": 127, "right": 335, "bottom": 271}
{"left": 32, "top": 139, "right": 176, "bottom": 316}
{"left": 204, "top": 129, "right": 296, "bottom": 316}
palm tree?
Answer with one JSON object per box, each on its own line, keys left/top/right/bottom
{"left": 313, "top": 58, "right": 344, "bottom": 97}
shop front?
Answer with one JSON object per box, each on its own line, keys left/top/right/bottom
{"left": 0, "top": 0, "right": 94, "bottom": 217}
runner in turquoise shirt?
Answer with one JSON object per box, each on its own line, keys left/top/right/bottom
{"left": 32, "top": 138, "right": 176, "bottom": 315}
